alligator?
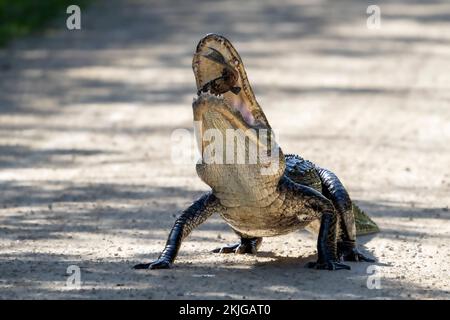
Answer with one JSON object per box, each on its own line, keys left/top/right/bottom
{"left": 134, "top": 34, "right": 379, "bottom": 271}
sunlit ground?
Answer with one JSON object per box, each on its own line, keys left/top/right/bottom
{"left": 0, "top": 0, "right": 449, "bottom": 299}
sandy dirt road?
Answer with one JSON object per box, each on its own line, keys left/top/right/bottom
{"left": 0, "top": 0, "right": 449, "bottom": 299}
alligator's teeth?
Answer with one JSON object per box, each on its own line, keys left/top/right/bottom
{"left": 199, "top": 91, "right": 215, "bottom": 100}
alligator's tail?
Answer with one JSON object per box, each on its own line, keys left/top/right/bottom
{"left": 354, "top": 203, "right": 380, "bottom": 235}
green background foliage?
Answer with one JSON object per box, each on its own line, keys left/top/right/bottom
{"left": 0, "top": 0, "right": 89, "bottom": 46}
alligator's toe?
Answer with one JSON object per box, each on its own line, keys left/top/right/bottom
{"left": 212, "top": 242, "right": 258, "bottom": 254}
{"left": 338, "top": 241, "right": 375, "bottom": 263}
{"left": 306, "top": 260, "right": 351, "bottom": 271}
{"left": 212, "top": 243, "right": 240, "bottom": 254}
{"left": 133, "top": 263, "right": 151, "bottom": 269}
{"left": 342, "top": 248, "right": 375, "bottom": 262}
{"left": 133, "top": 258, "right": 171, "bottom": 270}
{"left": 235, "top": 243, "right": 258, "bottom": 254}
{"left": 213, "top": 237, "right": 261, "bottom": 254}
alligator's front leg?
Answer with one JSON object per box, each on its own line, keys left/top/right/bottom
{"left": 133, "top": 192, "right": 219, "bottom": 269}
{"left": 307, "top": 211, "right": 350, "bottom": 270}
{"left": 281, "top": 177, "right": 350, "bottom": 270}
{"left": 316, "top": 167, "right": 375, "bottom": 262}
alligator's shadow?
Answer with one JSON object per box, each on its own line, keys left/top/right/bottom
{"left": 253, "top": 246, "right": 389, "bottom": 268}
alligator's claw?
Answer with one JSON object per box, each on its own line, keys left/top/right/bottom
{"left": 212, "top": 243, "right": 240, "bottom": 254}
{"left": 212, "top": 237, "right": 261, "bottom": 254}
{"left": 338, "top": 241, "right": 375, "bottom": 262}
{"left": 341, "top": 248, "right": 375, "bottom": 262}
{"left": 212, "top": 242, "right": 257, "bottom": 254}
{"left": 133, "top": 258, "right": 171, "bottom": 270}
{"left": 306, "top": 261, "right": 351, "bottom": 271}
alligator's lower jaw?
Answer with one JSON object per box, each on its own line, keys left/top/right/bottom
{"left": 193, "top": 93, "right": 237, "bottom": 124}
{"left": 193, "top": 90, "right": 255, "bottom": 127}
{"left": 193, "top": 92, "right": 261, "bottom": 150}
{"left": 193, "top": 92, "right": 285, "bottom": 203}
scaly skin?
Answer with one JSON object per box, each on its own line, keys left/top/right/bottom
{"left": 134, "top": 34, "right": 378, "bottom": 271}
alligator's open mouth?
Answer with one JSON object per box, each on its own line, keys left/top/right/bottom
{"left": 192, "top": 34, "right": 270, "bottom": 130}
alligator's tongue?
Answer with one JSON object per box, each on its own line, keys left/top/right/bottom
{"left": 225, "top": 92, "right": 255, "bottom": 126}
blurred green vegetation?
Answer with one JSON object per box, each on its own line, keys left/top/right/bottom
{"left": 0, "top": 0, "right": 90, "bottom": 46}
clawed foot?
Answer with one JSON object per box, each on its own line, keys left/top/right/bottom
{"left": 306, "top": 260, "right": 351, "bottom": 271}
{"left": 306, "top": 245, "right": 374, "bottom": 270}
{"left": 338, "top": 241, "right": 375, "bottom": 262}
{"left": 341, "top": 247, "right": 375, "bottom": 262}
{"left": 133, "top": 258, "right": 171, "bottom": 270}
{"left": 212, "top": 237, "right": 262, "bottom": 254}
{"left": 212, "top": 242, "right": 241, "bottom": 254}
